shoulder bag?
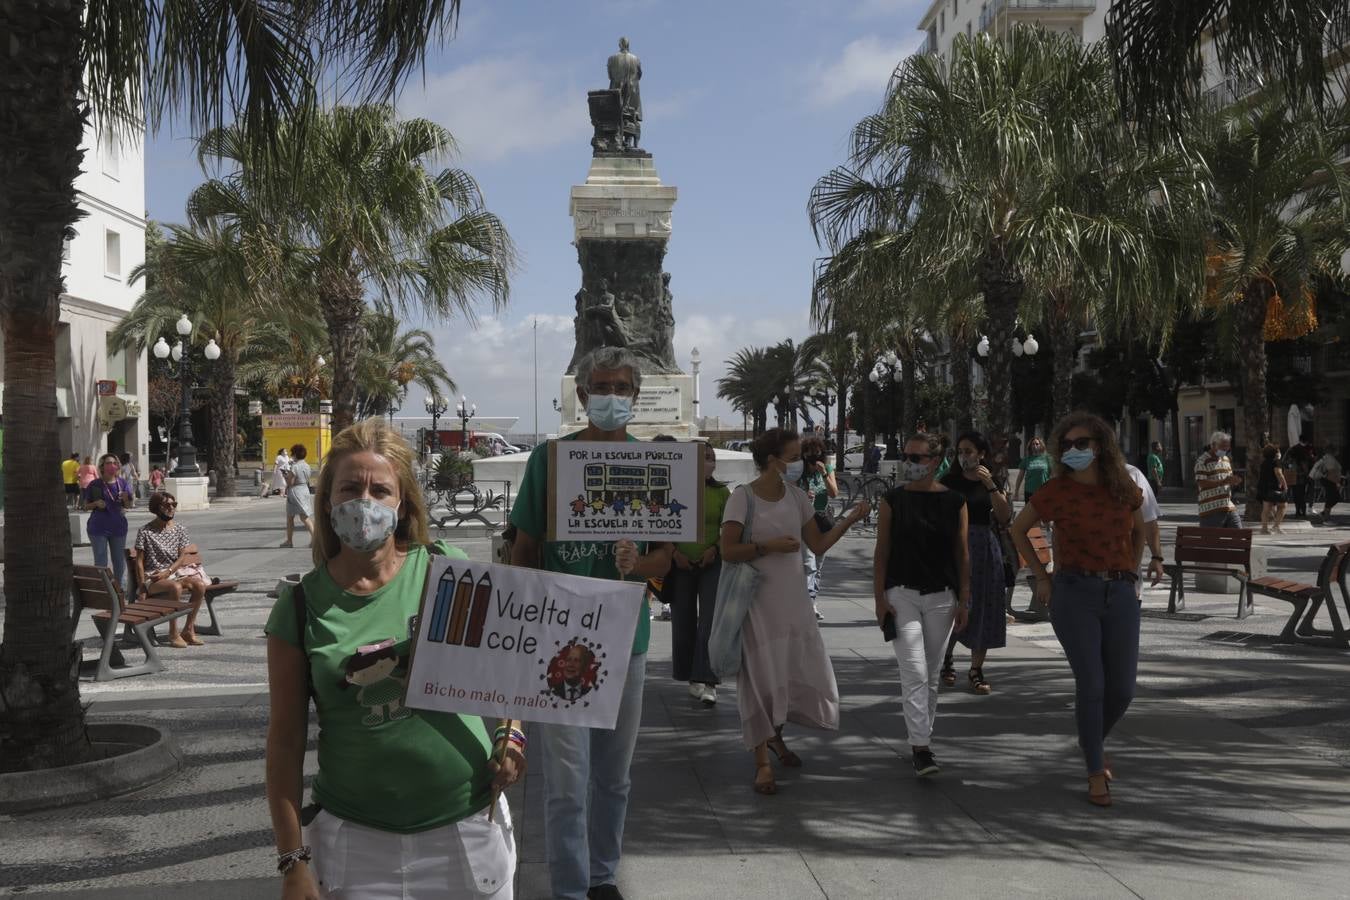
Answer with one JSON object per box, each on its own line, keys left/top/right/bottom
{"left": 707, "top": 486, "right": 759, "bottom": 680}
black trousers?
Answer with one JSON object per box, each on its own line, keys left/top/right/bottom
{"left": 1292, "top": 481, "right": 1308, "bottom": 516}
{"left": 667, "top": 560, "right": 721, "bottom": 684}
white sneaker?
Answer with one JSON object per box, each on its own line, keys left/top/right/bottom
{"left": 700, "top": 684, "right": 717, "bottom": 705}
{"left": 688, "top": 683, "right": 704, "bottom": 700}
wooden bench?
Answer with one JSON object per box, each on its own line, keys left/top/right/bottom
{"left": 1165, "top": 527, "right": 1253, "bottom": 619}
{"left": 1007, "top": 525, "right": 1052, "bottom": 623}
{"left": 1247, "top": 541, "right": 1350, "bottom": 648}
{"left": 126, "top": 548, "right": 239, "bottom": 637}
{"left": 75, "top": 565, "right": 192, "bottom": 682}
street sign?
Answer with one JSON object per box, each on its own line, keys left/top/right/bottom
{"left": 278, "top": 398, "right": 303, "bottom": 414}
{"left": 96, "top": 380, "right": 118, "bottom": 397}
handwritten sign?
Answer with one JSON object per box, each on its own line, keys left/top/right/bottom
{"left": 263, "top": 413, "right": 322, "bottom": 429}
{"left": 405, "top": 559, "right": 642, "bottom": 728}
{"left": 546, "top": 441, "right": 702, "bottom": 543}
{"left": 278, "top": 398, "right": 303, "bottom": 414}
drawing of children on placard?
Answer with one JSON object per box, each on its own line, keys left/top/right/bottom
{"left": 666, "top": 498, "right": 687, "bottom": 518}
{"left": 542, "top": 639, "right": 604, "bottom": 706}
{"left": 611, "top": 496, "right": 627, "bottom": 517}
{"left": 338, "top": 639, "right": 412, "bottom": 725}
{"left": 646, "top": 498, "right": 663, "bottom": 517}
{"left": 570, "top": 494, "right": 588, "bottom": 516}
{"left": 629, "top": 497, "right": 644, "bottom": 516}
{"left": 590, "top": 497, "right": 607, "bottom": 515}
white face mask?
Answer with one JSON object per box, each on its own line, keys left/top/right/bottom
{"left": 901, "top": 460, "right": 932, "bottom": 482}
{"left": 330, "top": 498, "right": 399, "bottom": 552}
{"left": 782, "top": 460, "right": 804, "bottom": 483}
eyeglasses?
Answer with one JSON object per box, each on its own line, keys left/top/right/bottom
{"left": 901, "top": 453, "right": 933, "bottom": 463}
{"left": 586, "top": 381, "right": 635, "bottom": 397}
{"left": 1059, "top": 437, "right": 1094, "bottom": 452}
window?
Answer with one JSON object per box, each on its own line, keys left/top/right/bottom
{"left": 104, "top": 229, "right": 121, "bottom": 279}
{"left": 106, "top": 335, "right": 129, "bottom": 392}
{"left": 941, "top": 10, "right": 945, "bottom": 31}
{"left": 967, "top": 22, "right": 972, "bottom": 37}
{"left": 101, "top": 138, "right": 120, "bottom": 180}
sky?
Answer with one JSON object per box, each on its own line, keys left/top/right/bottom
{"left": 143, "top": 0, "right": 932, "bottom": 436}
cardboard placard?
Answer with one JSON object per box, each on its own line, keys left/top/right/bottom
{"left": 405, "top": 558, "right": 642, "bottom": 728}
{"left": 546, "top": 441, "right": 702, "bottom": 543}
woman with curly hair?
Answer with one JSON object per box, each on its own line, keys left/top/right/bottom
{"left": 1009, "top": 412, "right": 1152, "bottom": 808}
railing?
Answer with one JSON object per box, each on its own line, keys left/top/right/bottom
{"left": 425, "top": 478, "right": 513, "bottom": 531}
{"left": 982, "top": 0, "right": 1095, "bottom": 28}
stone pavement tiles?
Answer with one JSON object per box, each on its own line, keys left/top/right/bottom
{"left": 2, "top": 500, "right": 1349, "bottom": 898}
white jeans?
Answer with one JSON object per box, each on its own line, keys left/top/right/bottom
{"left": 304, "top": 795, "right": 516, "bottom": 899}
{"left": 886, "top": 586, "right": 957, "bottom": 746}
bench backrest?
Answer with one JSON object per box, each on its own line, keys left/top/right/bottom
{"left": 1172, "top": 526, "right": 1253, "bottom": 569}
{"left": 1019, "top": 525, "right": 1052, "bottom": 570}
{"left": 1316, "top": 541, "right": 1350, "bottom": 594}
{"left": 73, "top": 565, "right": 126, "bottom": 613}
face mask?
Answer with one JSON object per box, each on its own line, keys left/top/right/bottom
{"left": 102, "top": 465, "right": 119, "bottom": 478}
{"left": 782, "top": 460, "right": 804, "bottom": 483}
{"left": 1061, "top": 448, "right": 1097, "bottom": 471}
{"left": 156, "top": 511, "right": 175, "bottom": 522}
{"left": 901, "top": 460, "right": 932, "bottom": 482}
{"left": 330, "top": 498, "right": 399, "bottom": 552}
{"left": 1216, "top": 449, "right": 1228, "bottom": 458}
{"left": 958, "top": 454, "right": 980, "bottom": 471}
{"left": 585, "top": 394, "right": 634, "bottom": 431}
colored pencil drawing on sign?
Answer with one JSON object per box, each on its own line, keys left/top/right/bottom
{"left": 405, "top": 558, "right": 642, "bottom": 728}
{"left": 548, "top": 440, "right": 703, "bottom": 543}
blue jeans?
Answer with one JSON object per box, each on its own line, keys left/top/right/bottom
{"left": 536, "top": 651, "right": 646, "bottom": 899}
{"left": 1049, "top": 572, "right": 1140, "bottom": 774}
{"left": 1199, "top": 508, "right": 1242, "bottom": 529}
{"left": 89, "top": 532, "right": 128, "bottom": 592}
{"left": 803, "top": 546, "right": 824, "bottom": 602}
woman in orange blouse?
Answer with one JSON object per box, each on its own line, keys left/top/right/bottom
{"left": 1009, "top": 412, "right": 1159, "bottom": 808}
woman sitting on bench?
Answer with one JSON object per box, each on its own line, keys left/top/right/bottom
{"left": 134, "top": 491, "right": 210, "bottom": 648}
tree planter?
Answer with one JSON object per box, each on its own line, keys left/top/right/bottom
{"left": 0, "top": 722, "right": 183, "bottom": 813}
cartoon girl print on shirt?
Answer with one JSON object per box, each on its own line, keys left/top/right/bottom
{"left": 338, "top": 639, "right": 413, "bottom": 726}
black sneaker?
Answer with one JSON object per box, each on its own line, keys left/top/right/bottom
{"left": 588, "top": 886, "right": 625, "bottom": 900}
{"left": 913, "top": 749, "right": 940, "bottom": 777}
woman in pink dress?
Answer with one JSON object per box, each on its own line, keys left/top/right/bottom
{"left": 720, "top": 428, "right": 870, "bottom": 795}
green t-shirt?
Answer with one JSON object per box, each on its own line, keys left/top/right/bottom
{"left": 800, "top": 465, "right": 834, "bottom": 513}
{"left": 1022, "top": 453, "right": 1052, "bottom": 496}
{"left": 1147, "top": 452, "right": 1164, "bottom": 482}
{"left": 677, "top": 482, "right": 731, "bottom": 560}
{"left": 934, "top": 456, "right": 951, "bottom": 481}
{"left": 264, "top": 541, "right": 494, "bottom": 834}
{"left": 510, "top": 433, "right": 651, "bottom": 655}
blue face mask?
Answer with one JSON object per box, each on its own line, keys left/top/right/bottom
{"left": 782, "top": 460, "right": 804, "bottom": 483}
{"left": 585, "top": 393, "right": 634, "bottom": 431}
{"left": 1061, "top": 448, "right": 1096, "bottom": 471}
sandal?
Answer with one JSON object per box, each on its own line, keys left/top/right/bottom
{"left": 941, "top": 662, "right": 957, "bottom": 687}
{"left": 185, "top": 634, "right": 205, "bottom": 646}
{"left": 1104, "top": 754, "right": 1114, "bottom": 783}
{"left": 753, "top": 763, "right": 777, "bottom": 795}
{"left": 1087, "top": 772, "right": 1112, "bottom": 807}
{"left": 969, "top": 668, "right": 992, "bottom": 695}
{"left": 166, "top": 636, "right": 189, "bottom": 649}
{"left": 767, "top": 734, "right": 802, "bottom": 768}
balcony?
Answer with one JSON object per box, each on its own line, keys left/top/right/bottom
{"left": 980, "top": 0, "right": 1096, "bottom": 31}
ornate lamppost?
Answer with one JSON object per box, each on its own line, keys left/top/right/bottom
{"left": 425, "top": 392, "right": 450, "bottom": 458}
{"left": 152, "top": 314, "right": 219, "bottom": 477}
{"left": 456, "top": 395, "right": 477, "bottom": 453}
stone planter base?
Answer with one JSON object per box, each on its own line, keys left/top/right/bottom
{"left": 0, "top": 722, "right": 183, "bottom": 813}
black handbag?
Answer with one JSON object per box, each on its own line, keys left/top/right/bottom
{"left": 812, "top": 509, "right": 836, "bottom": 533}
{"left": 992, "top": 519, "right": 1018, "bottom": 588}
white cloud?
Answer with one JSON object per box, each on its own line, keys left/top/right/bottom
{"left": 849, "top": 0, "right": 932, "bottom": 19}
{"left": 398, "top": 58, "right": 588, "bottom": 162}
{"left": 805, "top": 34, "right": 923, "bottom": 107}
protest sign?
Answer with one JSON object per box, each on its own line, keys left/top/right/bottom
{"left": 547, "top": 440, "right": 702, "bottom": 543}
{"left": 404, "top": 557, "right": 643, "bottom": 728}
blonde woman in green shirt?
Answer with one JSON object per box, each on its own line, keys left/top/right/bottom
{"left": 667, "top": 441, "right": 731, "bottom": 705}
{"left": 265, "top": 420, "right": 523, "bottom": 899}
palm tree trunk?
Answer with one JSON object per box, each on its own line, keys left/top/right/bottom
{"left": 978, "top": 249, "right": 1024, "bottom": 438}
{"left": 210, "top": 355, "right": 238, "bottom": 497}
{"left": 1049, "top": 308, "right": 1077, "bottom": 423}
{"left": 1236, "top": 281, "right": 1271, "bottom": 521}
{"left": 835, "top": 385, "right": 848, "bottom": 471}
{"left": 321, "top": 278, "right": 366, "bottom": 433}
{"left": 949, "top": 330, "right": 973, "bottom": 436}
{"left": 1167, "top": 405, "right": 1184, "bottom": 488}
{"left": 0, "top": 0, "right": 92, "bottom": 771}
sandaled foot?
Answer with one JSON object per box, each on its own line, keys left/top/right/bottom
{"left": 753, "top": 764, "right": 777, "bottom": 795}
{"left": 1087, "top": 772, "right": 1112, "bottom": 807}
{"left": 184, "top": 633, "right": 205, "bottom": 646}
{"left": 968, "top": 668, "right": 992, "bottom": 695}
{"left": 166, "top": 636, "right": 189, "bottom": 649}
{"left": 766, "top": 736, "right": 802, "bottom": 768}
{"left": 941, "top": 664, "right": 957, "bottom": 687}
{"left": 1103, "top": 753, "right": 1114, "bottom": 782}
{"left": 279, "top": 541, "right": 293, "bottom": 548}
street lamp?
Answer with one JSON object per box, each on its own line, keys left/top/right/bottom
{"left": 151, "top": 315, "right": 218, "bottom": 477}
{"left": 424, "top": 392, "right": 450, "bottom": 458}
{"left": 456, "top": 395, "right": 477, "bottom": 453}
{"left": 870, "top": 354, "right": 903, "bottom": 451}
{"left": 690, "top": 346, "right": 702, "bottom": 423}
{"left": 976, "top": 333, "right": 1038, "bottom": 357}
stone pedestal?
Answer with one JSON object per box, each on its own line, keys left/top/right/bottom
{"left": 164, "top": 476, "right": 210, "bottom": 511}
{"left": 558, "top": 374, "right": 696, "bottom": 439}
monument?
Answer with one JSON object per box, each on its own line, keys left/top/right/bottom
{"left": 559, "top": 38, "right": 695, "bottom": 439}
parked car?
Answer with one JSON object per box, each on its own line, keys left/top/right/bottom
{"left": 843, "top": 444, "right": 867, "bottom": 471}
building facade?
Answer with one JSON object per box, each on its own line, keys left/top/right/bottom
{"left": 919, "top": 0, "right": 1105, "bottom": 59}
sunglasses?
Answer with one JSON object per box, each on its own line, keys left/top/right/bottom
{"left": 901, "top": 453, "right": 934, "bottom": 463}
{"left": 1059, "top": 437, "right": 1094, "bottom": 452}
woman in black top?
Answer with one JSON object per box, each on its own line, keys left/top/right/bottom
{"left": 872, "top": 432, "right": 970, "bottom": 777}
{"left": 939, "top": 432, "right": 1011, "bottom": 694}
{"left": 1258, "top": 443, "right": 1288, "bottom": 534}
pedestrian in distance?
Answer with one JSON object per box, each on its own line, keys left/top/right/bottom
{"left": 1287, "top": 434, "right": 1314, "bottom": 518}
{"left": 1194, "top": 431, "right": 1242, "bottom": 528}
{"left": 1014, "top": 436, "right": 1051, "bottom": 504}
{"left": 1010, "top": 412, "right": 1158, "bottom": 808}
{"left": 797, "top": 434, "right": 839, "bottom": 622}
{"left": 510, "top": 346, "right": 674, "bottom": 900}
{"left": 62, "top": 451, "right": 80, "bottom": 507}
{"left": 1145, "top": 441, "right": 1165, "bottom": 497}
{"left": 149, "top": 465, "right": 166, "bottom": 492}
{"left": 1258, "top": 444, "right": 1289, "bottom": 534}
{"left": 872, "top": 431, "right": 971, "bottom": 777}
{"left": 280, "top": 444, "right": 314, "bottom": 548}
{"left": 1309, "top": 446, "right": 1344, "bottom": 526}
{"left": 939, "top": 432, "right": 1010, "bottom": 695}
{"left": 118, "top": 452, "right": 141, "bottom": 500}
{"left": 77, "top": 455, "right": 98, "bottom": 491}
{"left": 719, "top": 427, "right": 870, "bottom": 796}
{"left": 82, "top": 452, "right": 134, "bottom": 592}
{"left": 263, "top": 446, "right": 291, "bottom": 499}
{"left": 667, "top": 440, "right": 730, "bottom": 706}
{"left": 134, "top": 491, "right": 210, "bottom": 648}
{"left": 265, "top": 419, "right": 522, "bottom": 900}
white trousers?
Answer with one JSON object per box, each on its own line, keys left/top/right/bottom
{"left": 886, "top": 586, "right": 957, "bottom": 747}
{"left": 305, "top": 795, "right": 516, "bottom": 899}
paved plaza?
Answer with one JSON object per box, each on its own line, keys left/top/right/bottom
{"left": 1, "top": 496, "right": 1348, "bottom": 898}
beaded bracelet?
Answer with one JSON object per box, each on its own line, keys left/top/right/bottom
{"left": 277, "top": 845, "right": 312, "bottom": 875}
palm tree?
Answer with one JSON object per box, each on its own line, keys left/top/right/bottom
{"left": 0, "top": 0, "right": 461, "bottom": 772}
{"left": 717, "top": 347, "right": 774, "bottom": 437}
{"left": 1196, "top": 97, "right": 1350, "bottom": 515}
{"left": 236, "top": 317, "right": 333, "bottom": 408}
{"left": 800, "top": 331, "right": 858, "bottom": 470}
{"left": 190, "top": 106, "right": 515, "bottom": 432}
{"left": 1107, "top": 0, "right": 1350, "bottom": 136}
{"left": 353, "top": 310, "right": 456, "bottom": 420}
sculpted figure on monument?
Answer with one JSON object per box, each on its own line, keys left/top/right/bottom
{"left": 584, "top": 278, "right": 631, "bottom": 349}
{"left": 607, "top": 37, "right": 642, "bottom": 149}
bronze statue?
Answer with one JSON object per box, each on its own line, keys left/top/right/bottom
{"left": 606, "top": 37, "right": 642, "bottom": 150}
